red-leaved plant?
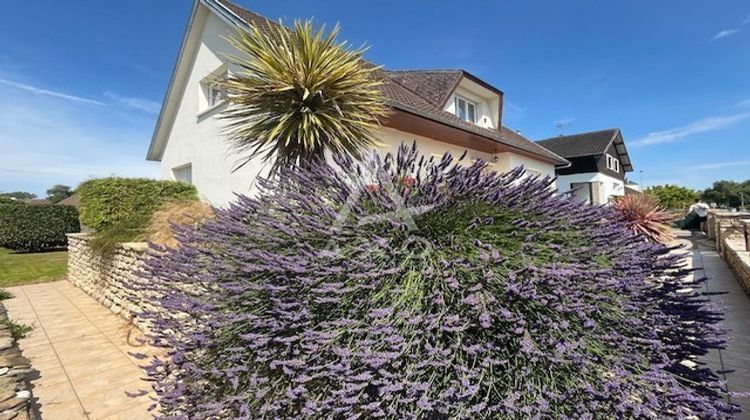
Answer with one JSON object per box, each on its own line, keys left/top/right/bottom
{"left": 613, "top": 194, "right": 674, "bottom": 244}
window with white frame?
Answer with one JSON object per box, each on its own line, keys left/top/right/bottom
{"left": 172, "top": 164, "right": 192, "bottom": 184}
{"left": 606, "top": 154, "right": 620, "bottom": 172}
{"left": 200, "top": 69, "right": 227, "bottom": 111}
{"left": 454, "top": 95, "right": 478, "bottom": 124}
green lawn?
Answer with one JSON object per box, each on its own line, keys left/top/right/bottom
{"left": 0, "top": 248, "right": 68, "bottom": 287}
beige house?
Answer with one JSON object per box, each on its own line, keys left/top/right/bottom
{"left": 146, "top": 0, "right": 569, "bottom": 206}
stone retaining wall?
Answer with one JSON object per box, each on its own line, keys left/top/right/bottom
{"left": 0, "top": 304, "right": 33, "bottom": 420}
{"left": 707, "top": 210, "right": 750, "bottom": 295}
{"left": 723, "top": 235, "right": 750, "bottom": 294}
{"left": 66, "top": 233, "right": 150, "bottom": 330}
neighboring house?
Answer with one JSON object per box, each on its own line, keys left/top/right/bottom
{"left": 536, "top": 129, "right": 634, "bottom": 205}
{"left": 146, "top": 0, "right": 569, "bottom": 206}
{"left": 56, "top": 194, "right": 80, "bottom": 208}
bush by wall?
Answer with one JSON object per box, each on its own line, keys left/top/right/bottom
{"left": 79, "top": 178, "right": 197, "bottom": 232}
{"left": 0, "top": 204, "right": 80, "bottom": 251}
{"left": 140, "top": 145, "right": 736, "bottom": 418}
{"left": 78, "top": 178, "right": 197, "bottom": 253}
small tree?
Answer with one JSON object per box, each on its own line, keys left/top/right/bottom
{"left": 702, "top": 180, "right": 750, "bottom": 208}
{"left": 222, "top": 20, "right": 389, "bottom": 173}
{"left": 46, "top": 184, "right": 73, "bottom": 203}
{"left": 645, "top": 184, "right": 698, "bottom": 210}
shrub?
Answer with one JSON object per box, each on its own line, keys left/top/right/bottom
{"left": 79, "top": 177, "right": 197, "bottom": 232}
{"left": 645, "top": 184, "right": 699, "bottom": 210}
{"left": 0, "top": 204, "right": 80, "bottom": 252}
{"left": 144, "top": 200, "right": 215, "bottom": 248}
{"left": 140, "top": 146, "right": 735, "bottom": 418}
{"left": 613, "top": 194, "right": 675, "bottom": 244}
{"left": 78, "top": 178, "right": 197, "bottom": 254}
{"left": 4, "top": 320, "right": 32, "bottom": 340}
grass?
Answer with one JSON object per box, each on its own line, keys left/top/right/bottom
{"left": 0, "top": 248, "right": 68, "bottom": 287}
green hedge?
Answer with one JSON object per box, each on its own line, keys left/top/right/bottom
{"left": 78, "top": 178, "right": 197, "bottom": 232}
{"left": 0, "top": 204, "right": 80, "bottom": 252}
{"left": 78, "top": 178, "right": 197, "bottom": 254}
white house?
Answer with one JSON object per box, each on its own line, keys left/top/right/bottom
{"left": 536, "top": 129, "right": 634, "bottom": 205}
{"left": 146, "top": 0, "right": 570, "bottom": 206}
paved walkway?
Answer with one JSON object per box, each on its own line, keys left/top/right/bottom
{"left": 677, "top": 230, "right": 750, "bottom": 417}
{"left": 3, "top": 281, "right": 159, "bottom": 419}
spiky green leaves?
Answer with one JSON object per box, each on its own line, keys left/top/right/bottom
{"left": 222, "top": 20, "right": 389, "bottom": 173}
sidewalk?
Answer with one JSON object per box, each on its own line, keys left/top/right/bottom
{"left": 680, "top": 230, "right": 750, "bottom": 417}
{"left": 3, "top": 281, "right": 159, "bottom": 419}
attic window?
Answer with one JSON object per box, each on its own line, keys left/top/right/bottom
{"left": 606, "top": 154, "right": 620, "bottom": 173}
{"left": 200, "top": 67, "right": 227, "bottom": 111}
{"left": 455, "top": 96, "right": 477, "bottom": 124}
{"left": 172, "top": 164, "right": 192, "bottom": 184}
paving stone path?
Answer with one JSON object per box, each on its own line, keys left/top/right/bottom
{"left": 676, "top": 230, "right": 750, "bottom": 418}
{"left": 4, "top": 281, "right": 159, "bottom": 419}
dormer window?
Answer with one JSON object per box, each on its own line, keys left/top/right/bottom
{"left": 455, "top": 95, "right": 477, "bottom": 124}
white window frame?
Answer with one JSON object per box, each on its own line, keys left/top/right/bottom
{"left": 454, "top": 95, "right": 478, "bottom": 124}
{"left": 199, "top": 67, "right": 228, "bottom": 113}
{"left": 172, "top": 163, "right": 193, "bottom": 185}
{"left": 606, "top": 154, "right": 620, "bottom": 172}
{"left": 206, "top": 80, "right": 225, "bottom": 107}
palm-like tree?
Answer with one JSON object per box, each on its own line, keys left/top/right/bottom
{"left": 222, "top": 20, "right": 389, "bottom": 173}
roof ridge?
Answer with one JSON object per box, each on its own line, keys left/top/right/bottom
{"left": 538, "top": 127, "right": 619, "bottom": 142}
{"left": 385, "top": 69, "right": 464, "bottom": 73}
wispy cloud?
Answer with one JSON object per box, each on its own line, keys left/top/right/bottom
{"left": 738, "top": 98, "right": 750, "bottom": 107}
{"left": 0, "top": 78, "right": 104, "bottom": 106}
{"left": 743, "top": 14, "right": 750, "bottom": 24}
{"left": 0, "top": 78, "right": 158, "bottom": 196}
{"left": 554, "top": 117, "right": 575, "bottom": 127}
{"left": 690, "top": 160, "right": 750, "bottom": 171}
{"left": 631, "top": 111, "right": 750, "bottom": 147}
{"left": 711, "top": 29, "right": 740, "bottom": 41}
{"left": 104, "top": 91, "right": 161, "bottom": 114}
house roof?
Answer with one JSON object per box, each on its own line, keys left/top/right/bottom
{"left": 56, "top": 194, "right": 80, "bottom": 208}
{"left": 147, "top": 0, "right": 569, "bottom": 167}
{"left": 536, "top": 128, "right": 633, "bottom": 172}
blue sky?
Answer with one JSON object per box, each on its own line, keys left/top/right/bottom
{"left": 1, "top": 0, "right": 749, "bottom": 196}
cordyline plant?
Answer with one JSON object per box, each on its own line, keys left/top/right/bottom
{"left": 222, "top": 20, "right": 389, "bottom": 173}
{"left": 137, "top": 144, "right": 736, "bottom": 418}
{"left": 613, "top": 194, "right": 675, "bottom": 244}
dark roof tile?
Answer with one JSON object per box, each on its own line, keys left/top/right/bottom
{"left": 536, "top": 129, "right": 633, "bottom": 172}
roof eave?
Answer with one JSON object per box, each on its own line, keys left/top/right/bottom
{"left": 388, "top": 101, "right": 568, "bottom": 166}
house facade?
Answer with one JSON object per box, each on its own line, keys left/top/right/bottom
{"left": 146, "top": 0, "right": 569, "bottom": 206}
{"left": 536, "top": 129, "right": 634, "bottom": 205}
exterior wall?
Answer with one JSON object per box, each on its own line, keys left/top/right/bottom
{"left": 66, "top": 234, "right": 151, "bottom": 330}
{"left": 556, "top": 172, "right": 624, "bottom": 204}
{"left": 160, "top": 11, "right": 270, "bottom": 207}
{"left": 597, "top": 143, "right": 625, "bottom": 180}
{"left": 376, "top": 127, "right": 555, "bottom": 182}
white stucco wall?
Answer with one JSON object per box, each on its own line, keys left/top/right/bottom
{"left": 556, "top": 172, "right": 624, "bottom": 204}
{"left": 158, "top": 6, "right": 557, "bottom": 206}
{"left": 160, "top": 10, "right": 271, "bottom": 207}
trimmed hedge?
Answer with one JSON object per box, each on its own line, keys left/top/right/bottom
{"left": 78, "top": 178, "right": 197, "bottom": 233}
{"left": 0, "top": 204, "right": 80, "bottom": 251}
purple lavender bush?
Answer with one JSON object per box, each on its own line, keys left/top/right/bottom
{"left": 140, "top": 144, "right": 735, "bottom": 418}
